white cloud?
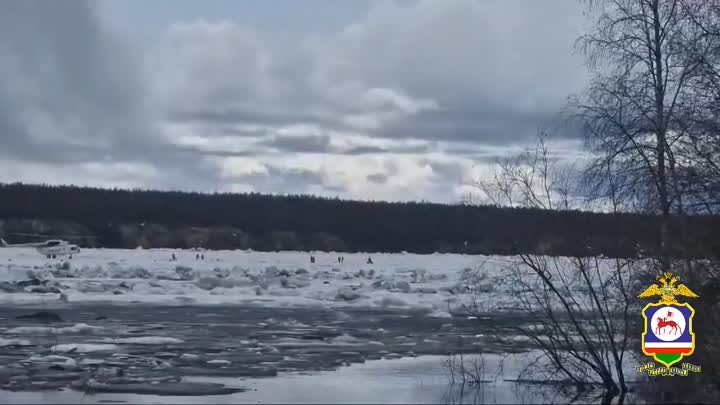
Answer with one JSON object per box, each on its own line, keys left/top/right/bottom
{"left": 312, "top": 0, "right": 589, "bottom": 112}
{"left": 217, "top": 158, "right": 269, "bottom": 178}
{"left": 0, "top": 159, "right": 160, "bottom": 190}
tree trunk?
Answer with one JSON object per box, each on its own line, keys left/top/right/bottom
{"left": 652, "top": 0, "right": 671, "bottom": 271}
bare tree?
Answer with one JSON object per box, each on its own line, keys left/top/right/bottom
{"left": 572, "top": 0, "right": 720, "bottom": 269}
{"left": 466, "top": 135, "right": 638, "bottom": 404}
{"left": 672, "top": 0, "right": 720, "bottom": 215}
{"left": 571, "top": 2, "right": 720, "bottom": 402}
{"left": 458, "top": 2, "right": 720, "bottom": 402}
{"left": 442, "top": 353, "right": 496, "bottom": 404}
{"left": 469, "top": 132, "right": 578, "bottom": 211}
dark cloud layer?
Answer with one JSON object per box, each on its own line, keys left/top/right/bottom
{"left": 164, "top": 100, "right": 580, "bottom": 157}
{"left": 341, "top": 144, "right": 432, "bottom": 155}
{"left": 168, "top": 109, "right": 333, "bottom": 130}
{"left": 262, "top": 134, "right": 331, "bottom": 153}
{"left": 366, "top": 173, "right": 388, "bottom": 184}
{"left": 0, "top": 1, "right": 233, "bottom": 193}
{"left": 0, "top": 1, "right": 149, "bottom": 162}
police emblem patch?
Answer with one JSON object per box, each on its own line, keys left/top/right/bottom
{"left": 637, "top": 272, "right": 702, "bottom": 375}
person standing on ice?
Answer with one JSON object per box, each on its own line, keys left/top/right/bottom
{"left": 366, "top": 257, "right": 373, "bottom": 264}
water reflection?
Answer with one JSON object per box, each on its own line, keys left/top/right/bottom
{"left": 0, "top": 354, "right": 642, "bottom": 404}
{"left": 442, "top": 379, "right": 632, "bottom": 405}
{"left": 441, "top": 371, "right": 584, "bottom": 404}
{"left": 440, "top": 353, "right": 637, "bottom": 405}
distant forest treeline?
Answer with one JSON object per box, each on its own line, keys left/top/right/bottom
{"left": 0, "top": 183, "right": 718, "bottom": 257}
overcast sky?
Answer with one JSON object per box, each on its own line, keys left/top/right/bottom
{"left": 0, "top": 0, "right": 592, "bottom": 203}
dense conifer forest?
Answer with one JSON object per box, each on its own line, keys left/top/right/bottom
{"left": 0, "top": 183, "right": 718, "bottom": 257}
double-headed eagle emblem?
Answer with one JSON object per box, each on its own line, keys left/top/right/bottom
{"left": 638, "top": 272, "right": 699, "bottom": 305}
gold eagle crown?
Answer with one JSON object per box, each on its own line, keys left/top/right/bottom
{"left": 638, "top": 272, "right": 699, "bottom": 305}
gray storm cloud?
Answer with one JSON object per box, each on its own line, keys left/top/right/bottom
{"left": 0, "top": 0, "right": 226, "bottom": 190}
{"left": 0, "top": 0, "right": 591, "bottom": 202}
{"left": 0, "top": 0, "right": 147, "bottom": 162}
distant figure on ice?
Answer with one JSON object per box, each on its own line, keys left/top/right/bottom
{"left": 338, "top": 256, "right": 341, "bottom": 263}
{"left": 366, "top": 257, "right": 373, "bottom": 264}
{"left": 310, "top": 255, "right": 315, "bottom": 263}
{"left": 171, "top": 253, "right": 176, "bottom": 261}
{"left": 196, "top": 254, "right": 199, "bottom": 260}
{"left": 201, "top": 254, "right": 205, "bottom": 260}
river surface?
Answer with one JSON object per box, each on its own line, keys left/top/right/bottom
{"left": 0, "top": 303, "right": 547, "bottom": 400}
{"left": 1, "top": 354, "right": 597, "bottom": 404}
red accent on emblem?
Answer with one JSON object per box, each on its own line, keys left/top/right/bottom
{"left": 644, "top": 347, "right": 693, "bottom": 354}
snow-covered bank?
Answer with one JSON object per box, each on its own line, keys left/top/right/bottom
{"left": 0, "top": 248, "right": 623, "bottom": 313}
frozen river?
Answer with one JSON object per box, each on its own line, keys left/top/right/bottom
{"left": 0, "top": 248, "right": 638, "bottom": 403}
